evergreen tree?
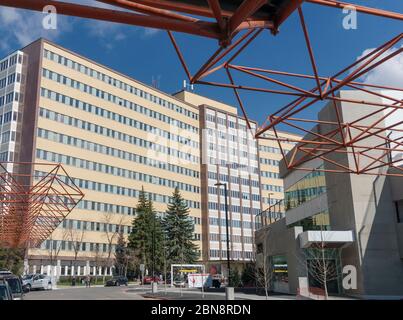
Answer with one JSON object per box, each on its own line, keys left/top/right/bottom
{"left": 163, "top": 187, "right": 199, "bottom": 265}
{"left": 128, "top": 187, "right": 164, "bottom": 275}
{"left": 114, "top": 230, "right": 127, "bottom": 276}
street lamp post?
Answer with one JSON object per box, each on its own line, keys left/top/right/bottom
{"left": 267, "top": 192, "right": 274, "bottom": 224}
{"left": 215, "top": 182, "right": 231, "bottom": 285}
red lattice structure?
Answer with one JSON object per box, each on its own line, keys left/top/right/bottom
{"left": 2, "top": 1, "right": 402, "bottom": 176}
{"left": 0, "top": 162, "right": 84, "bottom": 248}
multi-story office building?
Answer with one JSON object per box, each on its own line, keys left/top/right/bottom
{"left": 255, "top": 91, "right": 403, "bottom": 297}
{"left": 0, "top": 39, "right": 300, "bottom": 277}
{"left": 1, "top": 39, "right": 202, "bottom": 276}
{"left": 258, "top": 131, "right": 300, "bottom": 222}
{"left": 175, "top": 91, "right": 260, "bottom": 272}
{"left": 0, "top": 50, "right": 25, "bottom": 173}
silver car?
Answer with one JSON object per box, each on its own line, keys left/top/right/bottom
{"left": 22, "top": 274, "right": 53, "bottom": 291}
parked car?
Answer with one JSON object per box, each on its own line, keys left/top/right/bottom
{"left": 105, "top": 276, "right": 128, "bottom": 287}
{"left": 22, "top": 274, "right": 52, "bottom": 291}
{"left": 0, "top": 274, "right": 25, "bottom": 300}
{"left": 0, "top": 282, "right": 13, "bottom": 300}
{"left": 173, "top": 279, "right": 187, "bottom": 288}
{"left": 142, "top": 276, "right": 160, "bottom": 285}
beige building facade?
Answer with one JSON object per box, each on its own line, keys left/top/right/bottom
{"left": 0, "top": 39, "right": 300, "bottom": 277}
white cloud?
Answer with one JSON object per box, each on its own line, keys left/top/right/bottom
{"left": 0, "top": 7, "right": 73, "bottom": 51}
{"left": 0, "top": 1, "right": 160, "bottom": 53}
{"left": 357, "top": 45, "right": 403, "bottom": 87}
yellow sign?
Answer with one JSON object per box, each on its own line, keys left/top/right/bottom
{"left": 179, "top": 269, "right": 198, "bottom": 273}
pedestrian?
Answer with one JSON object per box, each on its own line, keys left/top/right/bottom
{"left": 85, "top": 274, "right": 90, "bottom": 288}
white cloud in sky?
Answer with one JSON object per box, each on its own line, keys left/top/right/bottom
{"left": 0, "top": 6, "right": 73, "bottom": 51}
{"left": 357, "top": 45, "right": 403, "bottom": 87}
{"left": 0, "top": 1, "right": 160, "bottom": 53}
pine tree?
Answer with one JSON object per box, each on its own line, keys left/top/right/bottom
{"left": 115, "top": 230, "right": 127, "bottom": 276}
{"left": 163, "top": 187, "right": 199, "bottom": 265}
{"left": 128, "top": 187, "right": 164, "bottom": 275}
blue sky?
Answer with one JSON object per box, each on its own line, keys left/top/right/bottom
{"left": 0, "top": 0, "right": 401, "bottom": 131}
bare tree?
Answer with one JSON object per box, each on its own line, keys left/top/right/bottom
{"left": 46, "top": 228, "right": 69, "bottom": 269}
{"left": 254, "top": 235, "right": 274, "bottom": 300}
{"left": 303, "top": 225, "right": 340, "bottom": 300}
{"left": 102, "top": 212, "right": 125, "bottom": 282}
{"left": 93, "top": 243, "right": 103, "bottom": 284}
{"left": 66, "top": 222, "right": 86, "bottom": 278}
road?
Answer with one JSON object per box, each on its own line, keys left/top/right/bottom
{"left": 23, "top": 284, "right": 296, "bottom": 300}
{"left": 24, "top": 285, "right": 149, "bottom": 300}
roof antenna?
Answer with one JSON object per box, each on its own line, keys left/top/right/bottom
{"left": 183, "top": 79, "right": 195, "bottom": 92}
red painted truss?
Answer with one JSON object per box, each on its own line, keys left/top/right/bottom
{"left": 1, "top": 1, "right": 402, "bottom": 175}
{"left": 0, "top": 163, "right": 84, "bottom": 248}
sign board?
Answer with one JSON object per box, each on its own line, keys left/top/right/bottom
{"left": 188, "top": 273, "right": 211, "bottom": 288}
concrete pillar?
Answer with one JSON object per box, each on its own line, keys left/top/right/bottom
{"left": 71, "top": 266, "right": 75, "bottom": 276}
{"left": 33, "top": 265, "right": 37, "bottom": 274}
{"left": 104, "top": 267, "right": 107, "bottom": 276}
{"left": 46, "top": 265, "right": 51, "bottom": 275}
{"left": 297, "top": 277, "right": 309, "bottom": 299}
{"left": 152, "top": 282, "right": 158, "bottom": 294}
{"left": 225, "top": 287, "right": 234, "bottom": 300}
{"left": 57, "top": 260, "right": 61, "bottom": 278}
{"left": 86, "top": 261, "right": 90, "bottom": 275}
{"left": 23, "top": 259, "right": 29, "bottom": 275}
{"left": 98, "top": 267, "right": 102, "bottom": 276}
{"left": 109, "top": 267, "right": 113, "bottom": 276}
{"left": 93, "top": 266, "right": 96, "bottom": 275}
{"left": 65, "top": 266, "right": 69, "bottom": 276}
{"left": 77, "top": 266, "right": 81, "bottom": 276}
{"left": 40, "top": 265, "right": 44, "bottom": 274}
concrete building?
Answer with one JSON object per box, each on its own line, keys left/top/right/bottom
{"left": 0, "top": 39, "right": 300, "bottom": 278}
{"left": 255, "top": 90, "right": 403, "bottom": 298}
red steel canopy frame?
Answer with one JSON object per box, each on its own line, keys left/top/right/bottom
{"left": 1, "top": 0, "right": 402, "bottom": 176}
{"left": 0, "top": 162, "right": 84, "bottom": 248}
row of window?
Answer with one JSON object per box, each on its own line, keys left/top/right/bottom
{"left": 205, "top": 114, "right": 250, "bottom": 131}
{"left": 207, "top": 186, "right": 260, "bottom": 201}
{"left": 206, "top": 128, "right": 255, "bottom": 147}
{"left": 43, "top": 50, "right": 199, "bottom": 120}
{"left": 0, "top": 151, "right": 10, "bottom": 161}
{"left": 42, "top": 239, "right": 115, "bottom": 253}
{"left": 61, "top": 219, "right": 130, "bottom": 234}
{"left": 259, "top": 145, "right": 291, "bottom": 154}
{"left": 262, "top": 197, "right": 282, "bottom": 205}
{"left": 262, "top": 184, "right": 284, "bottom": 192}
{"left": 0, "top": 53, "right": 21, "bottom": 71}
{"left": 0, "top": 92, "right": 20, "bottom": 107}
{"left": 1, "top": 131, "right": 15, "bottom": 144}
{"left": 208, "top": 217, "right": 255, "bottom": 229}
{"left": 260, "top": 158, "right": 280, "bottom": 166}
{"left": 261, "top": 171, "right": 280, "bottom": 179}
{"left": 209, "top": 249, "right": 253, "bottom": 259}
{"left": 37, "top": 128, "right": 199, "bottom": 178}
{"left": 39, "top": 107, "right": 199, "bottom": 164}
{"left": 207, "top": 157, "right": 259, "bottom": 172}
{"left": 0, "top": 72, "right": 21, "bottom": 88}
{"left": 209, "top": 233, "right": 253, "bottom": 244}
{"left": 207, "top": 171, "right": 259, "bottom": 187}
{"left": 0, "top": 111, "right": 14, "bottom": 125}
{"left": 35, "top": 170, "right": 201, "bottom": 209}
{"left": 36, "top": 149, "right": 200, "bottom": 194}
{"left": 40, "top": 87, "right": 199, "bottom": 145}
{"left": 207, "top": 203, "right": 260, "bottom": 216}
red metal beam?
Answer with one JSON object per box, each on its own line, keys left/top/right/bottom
{"left": 0, "top": 0, "right": 221, "bottom": 39}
